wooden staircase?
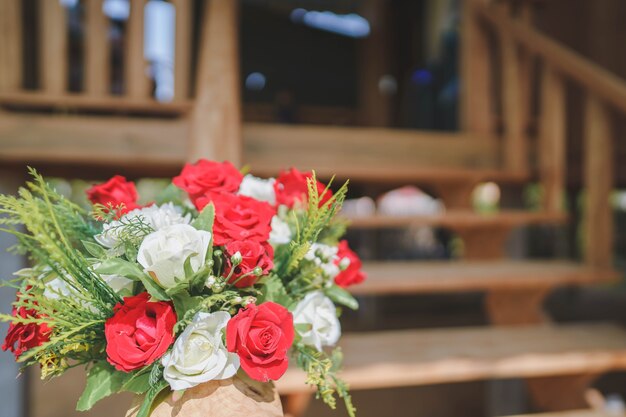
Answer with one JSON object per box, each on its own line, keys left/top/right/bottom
{"left": 1, "top": 1, "right": 626, "bottom": 417}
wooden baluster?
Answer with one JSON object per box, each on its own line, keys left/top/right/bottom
{"left": 584, "top": 94, "right": 614, "bottom": 267}
{"left": 173, "top": 0, "right": 192, "bottom": 100}
{"left": 39, "top": 0, "right": 68, "bottom": 93}
{"left": 189, "top": 0, "right": 242, "bottom": 165}
{"left": 85, "top": 0, "right": 110, "bottom": 96}
{"left": 539, "top": 65, "right": 566, "bottom": 213}
{"left": 0, "top": 0, "right": 22, "bottom": 92}
{"left": 461, "top": 0, "right": 494, "bottom": 136}
{"left": 125, "top": 0, "right": 151, "bottom": 98}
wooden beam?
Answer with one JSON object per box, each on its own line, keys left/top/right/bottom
{"left": 539, "top": 65, "right": 566, "bottom": 212}
{"left": 173, "top": 0, "right": 192, "bottom": 100}
{"left": 461, "top": 0, "right": 494, "bottom": 135}
{"left": 583, "top": 95, "right": 614, "bottom": 267}
{"left": 188, "top": 0, "right": 242, "bottom": 164}
{"left": 85, "top": 0, "right": 110, "bottom": 96}
{"left": 125, "top": 0, "right": 151, "bottom": 98}
{"left": 499, "top": 4, "right": 527, "bottom": 173}
{"left": 473, "top": 0, "right": 626, "bottom": 114}
{"left": 39, "top": 0, "right": 67, "bottom": 93}
{"left": 0, "top": 0, "right": 22, "bottom": 92}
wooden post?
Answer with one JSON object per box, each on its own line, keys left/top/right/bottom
{"left": 188, "top": 0, "right": 242, "bottom": 165}
{"left": 0, "top": 0, "right": 22, "bottom": 92}
{"left": 85, "top": 0, "right": 110, "bottom": 96}
{"left": 584, "top": 95, "right": 614, "bottom": 267}
{"left": 39, "top": 0, "right": 68, "bottom": 93}
{"left": 357, "top": 0, "right": 391, "bottom": 127}
{"left": 460, "top": 0, "right": 494, "bottom": 135}
{"left": 500, "top": 3, "right": 527, "bottom": 174}
{"left": 539, "top": 65, "right": 566, "bottom": 213}
{"left": 173, "top": 0, "right": 192, "bottom": 100}
{"left": 125, "top": 0, "right": 151, "bottom": 98}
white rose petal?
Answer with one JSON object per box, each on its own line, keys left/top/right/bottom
{"left": 269, "top": 216, "right": 292, "bottom": 246}
{"left": 305, "top": 243, "right": 340, "bottom": 280}
{"left": 137, "top": 224, "right": 211, "bottom": 288}
{"left": 162, "top": 311, "right": 240, "bottom": 391}
{"left": 95, "top": 203, "right": 191, "bottom": 252}
{"left": 238, "top": 174, "right": 276, "bottom": 205}
{"left": 293, "top": 291, "right": 341, "bottom": 351}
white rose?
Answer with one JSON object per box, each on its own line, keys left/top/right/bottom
{"left": 238, "top": 174, "right": 276, "bottom": 205}
{"left": 137, "top": 224, "right": 211, "bottom": 288}
{"left": 293, "top": 291, "right": 341, "bottom": 351}
{"left": 95, "top": 203, "right": 191, "bottom": 252}
{"left": 162, "top": 311, "right": 239, "bottom": 390}
{"left": 269, "top": 216, "right": 292, "bottom": 246}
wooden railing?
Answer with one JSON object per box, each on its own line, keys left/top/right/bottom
{"left": 465, "top": 0, "right": 621, "bottom": 268}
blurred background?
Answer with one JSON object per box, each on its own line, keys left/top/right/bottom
{"left": 2, "top": 0, "right": 626, "bottom": 416}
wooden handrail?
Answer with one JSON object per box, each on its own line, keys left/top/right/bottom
{"left": 473, "top": 0, "right": 626, "bottom": 114}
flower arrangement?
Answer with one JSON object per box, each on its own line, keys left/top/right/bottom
{"left": 0, "top": 161, "right": 366, "bottom": 417}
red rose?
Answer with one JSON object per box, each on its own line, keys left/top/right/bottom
{"left": 334, "top": 240, "right": 366, "bottom": 288}
{"left": 226, "top": 302, "right": 294, "bottom": 382}
{"left": 274, "top": 168, "right": 332, "bottom": 208}
{"left": 86, "top": 175, "right": 140, "bottom": 217}
{"left": 196, "top": 193, "right": 275, "bottom": 246}
{"left": 173, "top": 159, "right": 243, "bottom": 203}
{"left": 104, "top": 292, "right": 176, "bottom": 372}
{"left": 224, "top": 240, "right": 274, "bottom": 287}
{"left": 2, "top": 293, "right": 51, "bottom": 359}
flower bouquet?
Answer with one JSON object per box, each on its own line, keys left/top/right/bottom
{"left": 0, "top": 161, "right": 366, "bottom": 417}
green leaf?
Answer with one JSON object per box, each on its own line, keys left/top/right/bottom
{"left": 192, "top": 203, "right": 215, "bottom": 232}
{"left": 325, "top": 285, "right": 358, "bottom": 310}
{"left": 77, "top": 362, "right": 129, "bottom": 411}
{"left": 136, "top": 380, "right": 169, "bottom": 417}
{"left": 171, "top": 290, "right": 204, "bottom": 320}
{"left": 257, "top": 275, "right": 294, "bottom": 307}
{"left": 155, "top": 183, "right": 185, "bottom": 206}
{"left": 122, "top": 369, "right": 152, "bottom": 394}
{"left": 82, "top": 240, "right": 106, "bottom": 258}
{"left": 96, "top": 258, "right": 169, "bottom": 301}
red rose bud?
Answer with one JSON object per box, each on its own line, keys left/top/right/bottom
{"left": 224, "top": 240, "right": 274, "bottom": 287}
{"left": 226, "top": 302, "right": 294, "bottom": 382}
{"left": 196, "top": 193, "right": 275, "bottom": 246}
{"left": 2, "top": 294, "right": 51, "bottom": 359}
{"left": 104, "top": 292, "right": 176, "bottom": 372}
{"left": 86, "top": 175, "right": 140, "bottom": 217}
{"left": 334, "top": 240, "right": 366, "bottom": 288}
{"left": 273, "top": 167, "right": 333, "bottom": 208}
{"left": 173, "top": 159, "right": 243, "bottom": 203}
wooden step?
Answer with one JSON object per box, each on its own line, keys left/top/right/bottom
{"left": 345, "top": 210, "right": 568, "bottom": 229}
{"left": 351, "top": 261, "right": 619, "bottom": 296}
{"left": 276, "top": 323, "right": 626, "bottom": 393}
{"left": 508, "top": 411, "right": 619, "bottom": 417}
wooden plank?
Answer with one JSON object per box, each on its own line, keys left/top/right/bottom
{"left": 173, "top": 0, "right": 192, "bottom": 100}
{"left": 0, "top": 0, "right": 22, "bottom": 91}
{"left": 188, "top": 0, "right": 242, "bottom": 164}
{"left": 276, "top": 323, "right": 626, "bottom": 393}
{"left": 473, "top": 0, "right": 626, "bottom": 114}
{"left": 499, "top": 3, "right": 527, "bottom": 173}
{"left": 539, "top": 65, "right": 566, "bottom": 212}
{"left": 125, "top": 0, "right": 150, "bottom": 98}
{"left": 345, "top": 210, "right": 567, "bottom": 229}
{"left": 461, "top": 0, "right": 494, "bottom": 135}
{"left": 509, "top": 411, "right": 618, "bottom": 417}
{"left": 351, "top": 260, "right": 618, "bottom": 296}
{"left": 39, "top": 0, "right": 67, "bottom": 93}
{"left": 84, "top": 0, "right": 110, "bottom": 95}
{"left": 584, "top": 95, "right": 614, "bottom": 267}
{"left": 0, "top": 91, "right": 191, "bottom": 114}
{"left": 0, "top": 111, "right": 187, "bottom": 167}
